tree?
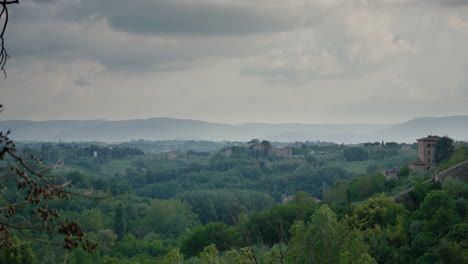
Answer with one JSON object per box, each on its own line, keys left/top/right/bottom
{"left": 181, "top": 222, "right": 240, "bottom": 257}
{"left": 158, "top": 248, "right": 183, "bottom": 264}
{"left": 96, "top": 229, "right": 118, "bottom": 255}
{"left": 397, "top": 165, "right": 410, "bottom": 178}
{"left": 247, "top": 139, "right": 260, "bottom": 148}
{"left": 139, "top": 199, "right": 200, "bottom": 238}
{"left": 434, "top": 136, "right": 455, "bottom": 164}
{"left": 0, "top": 237, "right": 38, "bottom": 264}
{"left": 287, "top": 205, "right": 375, "bottom": 264}
{"left": 343, "top": 147, "right": 368, "bottom": 162}
{"left": 259, "top": 140, "right": 272, "bottom": 157}
{"left": 114, "top": 203, "right": 127, "bottom": 240}
{"left": 1, "top": 1, "right": 99, "bottom": 253}
{"left": 1, "top": 0, "right": 18, "bottom": 77}
{"left": 198, "top": 244, "right": 225, "bottom": 264}
{"left": 0, "top": 127, "right": 98, "bottom": 251}
{"left": 346, "top": 195, "right": 407, "bottom": 231}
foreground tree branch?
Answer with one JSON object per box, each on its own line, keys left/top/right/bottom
{"left": 0, "top": 126, "right": 100, "bottom": 252}
{"left": 0, "top": 2, "right": 101, "bottom": 252}
{"left": 0, "top": 0, "right": 19, "bottom": 78}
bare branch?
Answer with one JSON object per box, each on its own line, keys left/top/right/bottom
{"left": 0, "top": 0, "right": 19, "bottom": 78}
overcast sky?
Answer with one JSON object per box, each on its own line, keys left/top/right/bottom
{"left": 1, "top": 0, "right": 468, "bottom": 124}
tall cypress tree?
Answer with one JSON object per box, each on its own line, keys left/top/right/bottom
{"left": 114, "top": 203, "right": 127, "bottom": 241}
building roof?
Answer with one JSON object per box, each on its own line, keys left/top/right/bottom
{"left": 417, "top": 135, "right": 441, "bottom": 142}
{"left": 409, "top": 158, "right": 426, "bottom": 166}
{"left": 385, "top": 168, "right": 401, "bottom": 173}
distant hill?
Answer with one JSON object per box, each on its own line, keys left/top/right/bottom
{"left": 379, "top": 116, "right": 468, "bottom": 142}
{"left": 0, "top": 116, "right": 467, "bottom": 143}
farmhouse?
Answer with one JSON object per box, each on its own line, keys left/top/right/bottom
{"left": 408, "top": 135, "right": 440, "bottom": 172}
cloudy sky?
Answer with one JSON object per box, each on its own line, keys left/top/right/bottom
{"left": 1, "top": 0, "right": 468, "bottom": 124}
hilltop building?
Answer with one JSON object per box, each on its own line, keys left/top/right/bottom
{"left": 382, "top": 168, "right": 400, "bottom": 180}
{"left": 252, "top": 145, "right": 293, "bottom": 157}
{"left": 409, "top": 135, "right": 441, "bottom": 172}
{"left": 272, "top": 147, "right": 293, "bottom": 157}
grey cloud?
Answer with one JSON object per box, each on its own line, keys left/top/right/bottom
{"left": 30, "top": 0, "right": 59, "bottom": 3}
{"left": 8, "top": 0, "right": 317, "bottom": 72}
{"left": 433, "top": 0, "right": 468, "bottom": 5}
{"left": 58, "top": 0, "right": 303, "bottom": 36}
{"left": 8, "top": 17, "right": 264, "bottom": 72}
{"left": 358, "top": 0, "right": 468, "bottom": 6}
{"left": 8, "top": 0, "right": 468, "bottom": 84}
{"left": 74, "top": 76, "right": 90, "bottom": 86}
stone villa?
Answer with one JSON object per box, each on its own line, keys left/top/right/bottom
{"left": 408, "top": 135, "right": 441, "bottom": 172}
{"left": 382, "top": 168, "right": 400, "bottom": 180}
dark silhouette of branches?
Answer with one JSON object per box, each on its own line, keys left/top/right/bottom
{"left": 1, "top": 0, "right": 18, "bottom": 78}
{"left": 0, "top": 1, "right": 102, "bottom": 252}
{"left": 0, "top": 122, "right": 101, "bottom": 252}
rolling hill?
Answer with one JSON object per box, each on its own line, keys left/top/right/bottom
{"left": 0, "top": 116, "right": 466, "bottom": 143}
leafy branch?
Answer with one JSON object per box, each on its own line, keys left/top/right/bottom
{"left": 0, "top": 125, "right": 103, "bottom": 252}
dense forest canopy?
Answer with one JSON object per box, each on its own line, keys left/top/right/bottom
{"left": 1, "top": 137, "right": 467, "bottom": 263}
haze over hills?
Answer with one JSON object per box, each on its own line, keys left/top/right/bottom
{"left": 0, "top": 116, "right": 467, "bottom": 143}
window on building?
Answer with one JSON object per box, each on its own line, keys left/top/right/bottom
{"left": 428, "top": 151, "right": 431, "bottom": 155}
{"left": 428, "top": 158, "right": 431, "bottom": 163}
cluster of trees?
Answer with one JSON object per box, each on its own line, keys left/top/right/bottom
{"left": 2, "top": 135, "right": 467, "bottom": 263}
{"left": 3, "top": 179, "right": 467, "bottom": 263}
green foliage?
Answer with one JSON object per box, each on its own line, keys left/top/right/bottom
{"left": 6, "top": 140, "right": 464, "bottom": 263}
{"left": 96, "top": 229, "right": 118, "bottom": 254}
{"left": 438, "top": 146, "right": 468, "bottom": 171}
{"left": 398, "top": 165, "right": 410, "bottom": 178}
{"left": 111, "top": 234, "right": 167, "bottom": 259}
{"left": 434, "top": 136, "right": 455, "bottom": 164}
{"left": 0, "top": 238, "right": 38, "bottom": 264}
{"left": 263, "top": 246, "right": 284, "bottom": 264}
{"left": 181, "top": 222, "right": 240, "bottom": 257}
{"left": 413, "top": 181, "right": 441, "bottom": 204}
{"left": 177, "top": 189, "right": 274, "bottom": 225}
{"left": 114, "top": 203, "right": 127, "bottom": 240}
{"left": 442, "top": 178, "right": 468, "bottom": 199}
{"left": 346, "top": 195, "right": 407, "bottom": 231}
{"left": 347, "top": 174, "right": 386, "bottom": 202}
{"left": 365, "top": 163, "right": 379, "bottom": 174}
{"left": 435, "top": 238, "right": 468, "bottom": 264}
{"left": 346, "top": 196, "right": 409, "bottom": 263}
{"left": 66, "top": 170, "right": 91, "bottom": 188}
{"left": 245, "top": 192, "right": 319, "bottom": 246}
{"left": 323, "top": 180, "right": 350, "bottom": 205}
{"left": 287, "top": 205, "right": 374, "bottom": 264}
{"left": 344, "top": 147, "right": 369, "bottom": 162}
{"left": 158, "top": 248, "right": 184, "bottom": 264}
{"left": 198, "top": 244, "right": 224, "bottom": 264}
{"left": 138, "top": 199, "right": 200, "bottom": 238}
{"left": 384, "top": 142, "right": 400, "bottom": 149}
{"left": 294, "top": 166, "right": 351, "bottom": 197}
{"left": 413, "top": 190, "right": 461, "bottom": 237}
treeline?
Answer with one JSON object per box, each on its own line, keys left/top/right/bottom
{"left": 5, "top": 179, "right": 466, "bottom": 264}
{"left": 6, "top": 140, "right": 468, "bottom": 263}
